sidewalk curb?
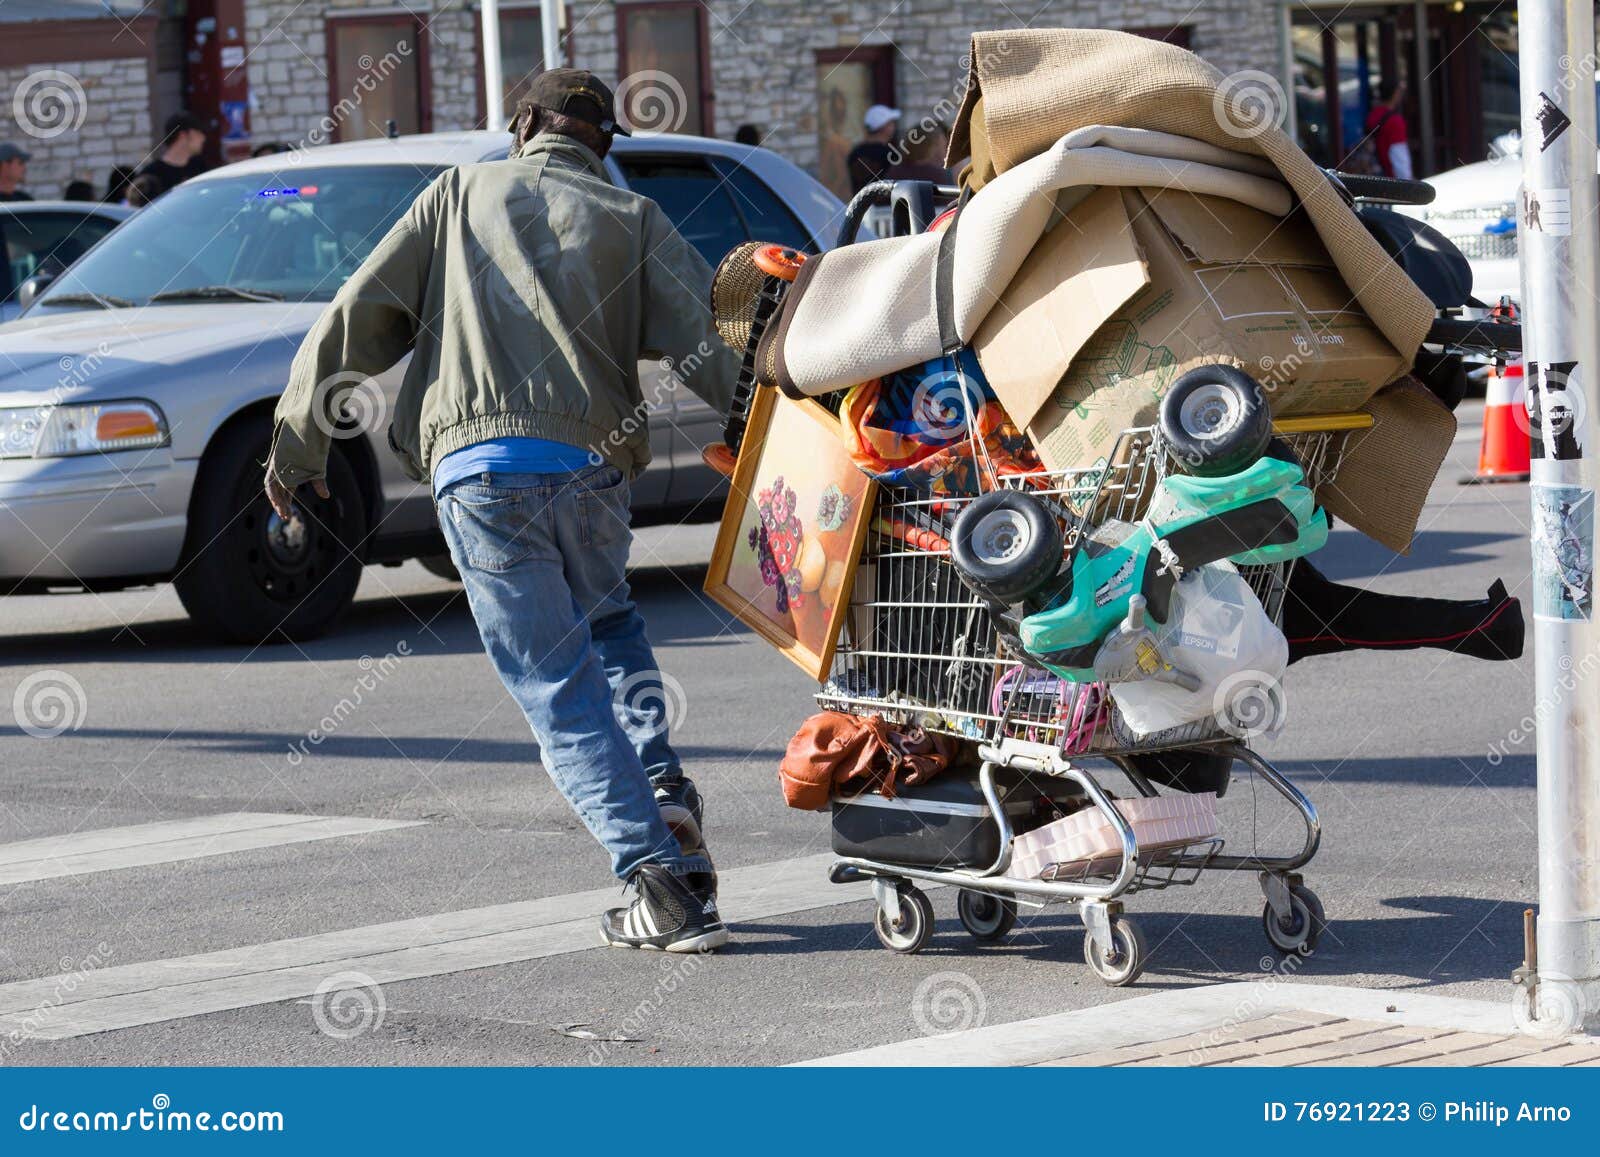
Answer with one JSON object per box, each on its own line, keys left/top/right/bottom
{"left": 795, "top": 982, "right": 1592, "bottom": 1067}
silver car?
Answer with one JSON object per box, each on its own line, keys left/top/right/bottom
{"left": 0, "top": 131, "right": 843, "bottom": 642}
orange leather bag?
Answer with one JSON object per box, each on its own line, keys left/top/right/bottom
{"left": 779, "top": 711, "right": 962, "bottom": 811}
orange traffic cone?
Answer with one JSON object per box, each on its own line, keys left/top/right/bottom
{"left": 1463, "top": 361, "right": 1530, "bottom": 483}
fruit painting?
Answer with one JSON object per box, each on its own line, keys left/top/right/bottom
{"left": 706, "top": 391, "right": 876, "bottom": 680}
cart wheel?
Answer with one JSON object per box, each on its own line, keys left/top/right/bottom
{"left": 1084, "top": 914, "right": 1148, "bottom": 987}
{"left": 950, "top": 490, "right": 1063, "bottom": 604}
{"left": 1159, "top": 365, "right": 1272, "bottom": 477}
{"left": 1262, "top": 884, "right": 1326, "bottom": 956}
{"left": 874, "top": 885, "right": 935, "bottom": 954}
{"left": 956, "top": 889, "right": 1017, "bottom": 942}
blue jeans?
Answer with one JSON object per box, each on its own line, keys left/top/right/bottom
{"left": 437, "top": 464, "right": 706, "bottom": 880}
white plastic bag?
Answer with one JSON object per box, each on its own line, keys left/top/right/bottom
{"left": 1100, "top": 563, "right": 1288, "bottom": 740}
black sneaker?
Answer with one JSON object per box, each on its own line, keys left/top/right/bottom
{"left": 600, "top": 863, "right": 729, "bottom": 953}
{"left": 654, "top": 778, "right": 705, "bottom": 856}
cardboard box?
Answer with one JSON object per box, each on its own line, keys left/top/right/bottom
{"left": 974, "top": 187, "right": 1412, "bottom": 475}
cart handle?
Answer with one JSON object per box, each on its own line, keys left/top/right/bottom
{"left": 1271, "top": 412, "right": 1375, "bottom": 435}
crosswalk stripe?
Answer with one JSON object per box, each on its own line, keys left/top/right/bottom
{"left": 0, "top": 813, "right": 425, "bottom": 886}
{"left": 0, "top": 853, "right": 875, "bottom": 1040}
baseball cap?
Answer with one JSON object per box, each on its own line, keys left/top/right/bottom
{"left": 0, "top": 143, "right": 32, "bottom": 163}
{"left": 525, "top": 68, "right": 631, "bottom": 136}
{"left": 863, "top": 104, "right": 901, "bottom": 133}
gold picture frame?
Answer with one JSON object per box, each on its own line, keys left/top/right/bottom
{"left": 704, "top": 387, "right": 876, "bottom": 681}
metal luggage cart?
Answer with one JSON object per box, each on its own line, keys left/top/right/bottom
{"left": 815, "top": 414, "right": 1371, "bottom": 986}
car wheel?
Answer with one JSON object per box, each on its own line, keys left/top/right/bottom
{"left": 175, "top": 416, "right": 368, "bottom": 644}
{"left": 419, "top": 553, "right": 460, "bottom": 582}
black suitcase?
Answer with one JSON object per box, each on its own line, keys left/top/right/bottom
{"left": 830, "top": 766, "right": 1086, "bottom": 870}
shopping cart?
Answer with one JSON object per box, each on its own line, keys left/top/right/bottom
{"left": 813, "top": 410, "right": 1371, "bottom": 985}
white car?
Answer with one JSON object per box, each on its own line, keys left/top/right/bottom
{"left": 0, "top": 131, "right": 845, "bottom": 642}
{"left": 1, "top": 200, "right": 135, "bottom": 322}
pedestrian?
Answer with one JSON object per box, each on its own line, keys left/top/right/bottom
{"left": 886, "top": 119, "right": 952, "bottom": 184}
{"left": 733, "top": 123, "right": 761, "bottom": 146}
{"left": 104, "top": 164, "right": 135, "bottom": 204}
{"left": 124, "top": 172, "right": 163, "bottom": 208}
{"left": 63, "top": 178, "right": 96, "bottom": 201}
{"left": 137, "top": 112, "right": 210, "bottom": 197}
{"left": 1363, "top": 78, "right": 1413, "bottom": 180}
{"left": 848, "top": 104, "right": 901, "bottom": 193}
{"left": 265, "top": 69, "right": 738, "bottom": 953}
{"left": 0, "top": 143, "right": 34, "bottom": 202}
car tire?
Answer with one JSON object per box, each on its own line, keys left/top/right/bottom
{"left": 1159, "top": 364, "right": 1272, "bottom": 477}
{"left": 419, "top": 553, "right": 460, "bottom": 582}
{"left": 175, "top": 415, "right": 368, "bottom": 644}
{"left": 950, "top": 489, "right": 1063, "bottom": 605}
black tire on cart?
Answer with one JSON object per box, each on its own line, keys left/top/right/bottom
{"left": 1262, "top": 883, "right": 1327, "bottom": 956}
{"left": 175, "top": 415, "right": 368, "bottom": 644}
{"left": 956, "top": 889, "right": 1018, "bottom": 942}
{"left": 1159, "top": 364, "right": 1273, "bottom": 477}
{"left": 874, "top": 885, "right": 935, "bottom": 954}
{"left": 949, "top": 489, "right": 1063, "bottom": 605}
{"left": 1084, "top": 913, "right": 1148, "bottom": 987}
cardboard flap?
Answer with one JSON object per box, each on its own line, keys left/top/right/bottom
{"left": 1144, "top": 191, "right": 1329, "bottom": 268}
{"left": 973, "top": 186, "right": 1150, "bottom": 431}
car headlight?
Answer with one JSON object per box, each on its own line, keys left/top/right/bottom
{"left": 0, "top": 400, "right": 170, "bottom": 459}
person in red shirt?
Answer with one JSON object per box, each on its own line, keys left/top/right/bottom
{"left": 1364, "top": 78, "right": 1413, "bottom": 179}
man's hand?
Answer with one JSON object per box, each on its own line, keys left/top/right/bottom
{"left": 265, "top": 470, "right": 330, "bottom": 520}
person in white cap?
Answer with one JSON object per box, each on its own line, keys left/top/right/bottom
{"left": 848, "top": 103, "right": 901, "bottom": 193}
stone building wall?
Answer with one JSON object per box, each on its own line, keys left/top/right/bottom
{"left": 1, "top": 57, "right": 153, "bottom": 199}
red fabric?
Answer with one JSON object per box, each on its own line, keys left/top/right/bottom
{"left": 1365, "top": 107, "right": 1408, "bottom": 176}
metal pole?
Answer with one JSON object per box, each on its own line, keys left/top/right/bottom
{"left": 1411, "top": 0, "right": 1433, "bottom": 176}
{"left": 482, "top": 0, "right": 505, "bottom": 130}
{"left": 541, "top": 0, "right": 564, "bottom": 71}
{"left": 1519, "top": 0, "right": 1600, "bottom": 1033}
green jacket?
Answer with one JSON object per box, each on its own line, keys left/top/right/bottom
{"left": 269, "top": 134, "right": 738, "bottom": 488}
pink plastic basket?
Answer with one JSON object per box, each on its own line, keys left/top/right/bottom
{"left": 1009, "top": 792, "right": 1219, "bottom": 880}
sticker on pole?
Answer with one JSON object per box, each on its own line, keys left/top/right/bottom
{"left": 1522, "top": 187, "right": 1572, "bottom": 235}
{"left": 1532, "top": 483, "right": 1594, "bottom": 622}
{"left": 1531, "top": 91, "right": 1572, "bottom": 152}
{"left": 1526, "top": 360, "right": 1586, "bottom": 459}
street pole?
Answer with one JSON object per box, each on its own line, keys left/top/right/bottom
{"left": 1519, "top": 0, "right": 1600, "bottom": 1033}
{"left": 482, "top": 0, "right": 505, "bottom": 130}
{"left": 541, "top": 0, "right": 565, "bottom": 72}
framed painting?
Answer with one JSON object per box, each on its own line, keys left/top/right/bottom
{"left": 705, "top": 388, "right": 876, "bottom": 680}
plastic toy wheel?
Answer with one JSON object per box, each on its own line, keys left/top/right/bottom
{"left": 957, "top": 889, "right": 1017, "bottom": 941}
{"left": 1159, "top": 364, "right": 1272, "bottom": 477}
{"left": 1262, "top": 884, "right": 1326, "bottom": 956}
{"left": 751, "top": 244, "right": 806, "bottom": 281}
{"left": 950, "top": 490, "right": 1063, "bottom": 604}
{"left": 874, "top": 885, "right": 935, "bottom": 954}
{"left": 1084, "top": 914, "right": 1148, "bottom": 987}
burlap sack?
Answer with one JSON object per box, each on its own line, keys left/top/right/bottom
{"left": 947, "top": 27, "right": 1435, "bottom": 363}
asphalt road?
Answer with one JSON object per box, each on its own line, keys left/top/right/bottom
{"left": 0, "top": 402, "right": 1546, "bottom": 1066}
